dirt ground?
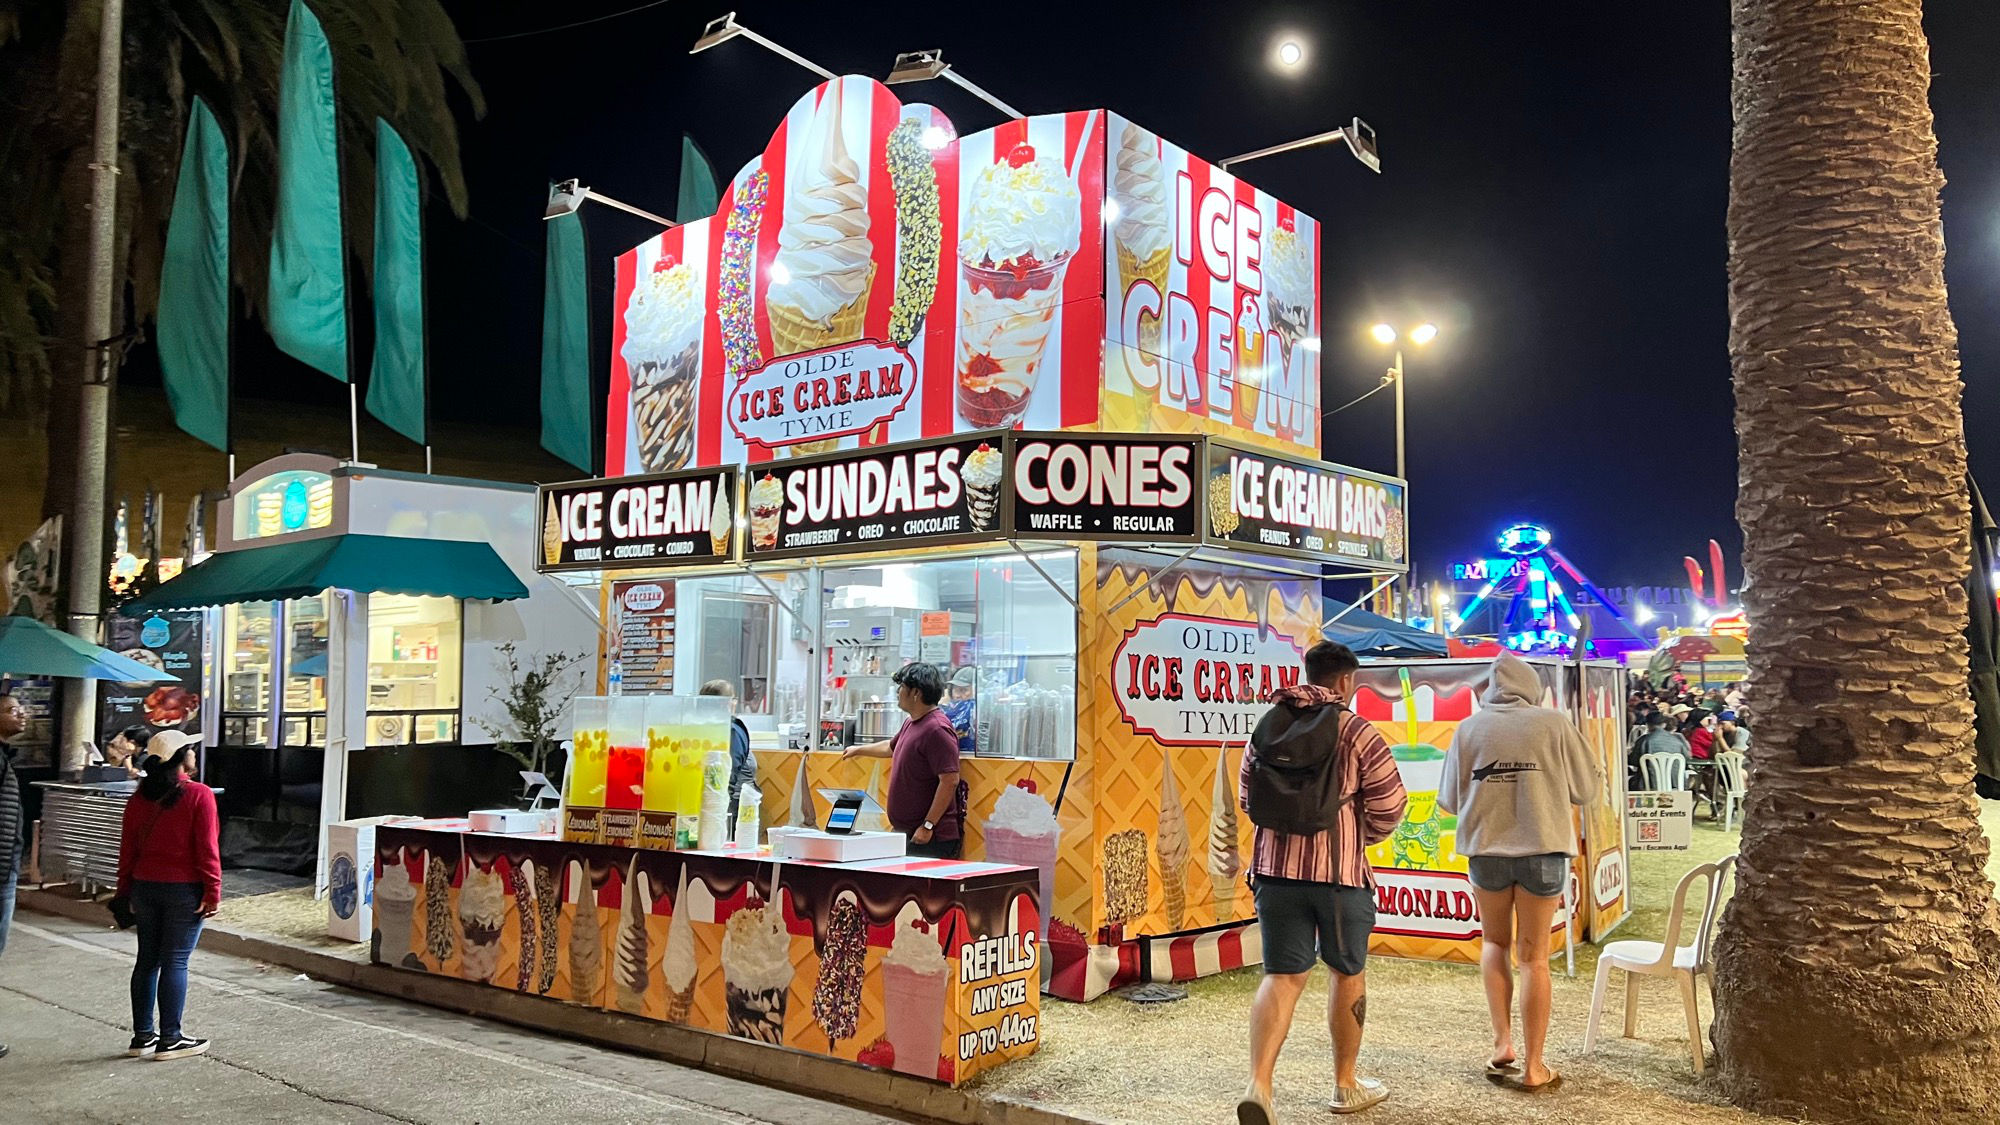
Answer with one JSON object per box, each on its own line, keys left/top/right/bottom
{"left": 217, "top": 804, "right": 2000, "bottom": 1125}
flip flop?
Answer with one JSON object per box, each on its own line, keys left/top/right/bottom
{"left": 1505, "top": 1071, "right": 1563, "bottom": 1094}
{"left": 1484, "top": 1059, "right": 1520, "bottom": 1080}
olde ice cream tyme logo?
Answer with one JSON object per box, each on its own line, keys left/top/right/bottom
{"left": 1112, "top": 613, "right": 1305, "bottom": 745}
{"left": 729, "top": 341, "right": 918, "bottom": 450}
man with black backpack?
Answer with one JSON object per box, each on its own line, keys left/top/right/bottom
{"left": 1237, "top": 642, "right": 1407, "bottom": 1121}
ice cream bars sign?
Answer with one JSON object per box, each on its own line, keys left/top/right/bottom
{"left": 1205, "top": 440, "right": 1409, "bottom": 570}
{"left": 539, "top": 467, "right": 740, "bottom": 571}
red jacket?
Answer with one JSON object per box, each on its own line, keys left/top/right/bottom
{"left": 117, "top": 782, "right": 223, "bottom": 904}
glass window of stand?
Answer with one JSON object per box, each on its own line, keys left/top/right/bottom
{"left": 650, "top": 570, "right": 815, "bottom": 748}
{"left": 821, "top": 549, "right": 1078, "bottom": 760}
{"left": 366, "top": 595, "right": 462, "bottom": 746}
{"left": 221, "top": 601, "right": 275, "bottom": 746}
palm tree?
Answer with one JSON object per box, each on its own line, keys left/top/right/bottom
{"left": 1715, "top": 0, "right": 2000, "bottom": 1118}
{"left": 0, "top": 0, "right": 482, "bottom": 534}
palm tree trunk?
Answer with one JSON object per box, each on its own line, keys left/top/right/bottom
{"left": 1717, "top": 1, "right": 2000, "bottom": 1119}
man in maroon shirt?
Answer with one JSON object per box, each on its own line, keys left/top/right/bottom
{"left": 842, "top": 663, "right": 965, "bottom": 858}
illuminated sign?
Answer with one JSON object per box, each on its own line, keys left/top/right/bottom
{"left": 1450, "top": 558, "right": 1530, "bottom": 583}
{"left": 238, "top": 470, "right": 335, "bottom": 541}
{"left": 1498, "top": 523, "right": 1552, "bottom": 557}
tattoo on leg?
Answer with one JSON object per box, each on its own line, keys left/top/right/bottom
{"left": 1351, "top": 995, "right": 1367, "bottom": 1029}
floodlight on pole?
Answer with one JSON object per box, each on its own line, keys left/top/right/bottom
{"left": 885, "top": 50, "right": 1025, "bottom": 120}
{"left": 690, "top": 11, "right": 837, "bottom": 81}
{"left": 544, "top": 179, "right": 674, "bottom": 227}
{"left": 1219, "top": 117, "right": 1380, "bottom": 174}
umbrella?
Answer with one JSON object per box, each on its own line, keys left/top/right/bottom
{"left": 0, "top": 615, "right": 177, "bottom": 682}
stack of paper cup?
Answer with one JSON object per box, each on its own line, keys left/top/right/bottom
{"left": 698, "top": 750, "right": 731, "bottom": 850}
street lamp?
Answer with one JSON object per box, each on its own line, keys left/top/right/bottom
{"left": 1368, "top": 322, "right": 1437, "bottom": 480}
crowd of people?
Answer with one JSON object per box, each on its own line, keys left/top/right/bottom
{"left": 1625, "top": 673, "right": 1749, "bottom": 815}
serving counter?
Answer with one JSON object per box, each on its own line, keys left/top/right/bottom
{"left": 371, "top": 821, "right": 1040, "bottom": 1085}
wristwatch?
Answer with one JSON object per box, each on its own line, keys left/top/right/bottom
{"left": 921, "top": 820, "right": 935, "bottom": 832}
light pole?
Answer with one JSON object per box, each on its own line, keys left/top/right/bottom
{"left": 1369, "top": 321, "right": 1436, "bottom": 481}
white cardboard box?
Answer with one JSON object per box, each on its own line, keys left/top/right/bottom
{"left": 770, "top": 828, "right": 907, "bottom": 863}
{"left": 327, "top": 816, "right": 410, "bottom": 943}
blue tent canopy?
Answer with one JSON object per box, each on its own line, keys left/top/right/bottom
{"left": 1321, "top": 604, "right": 1450, "bottom": 658}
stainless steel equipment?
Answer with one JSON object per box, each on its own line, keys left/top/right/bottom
{"left": 855, "top": 701, "right": 905, "bottom": 740}
{"left": 35, "top": 780, "right": 138, "bottom": 892}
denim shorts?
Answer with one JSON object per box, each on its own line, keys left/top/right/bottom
{"left": 1253, "top": 876, "right": 1376, "bottom": 977}
{"left": 1467, "top": 853, "right": 1568, "bottom": 899}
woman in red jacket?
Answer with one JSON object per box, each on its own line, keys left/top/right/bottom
{"left": 117, "top": 730, "right": 221, "bottom": 1061}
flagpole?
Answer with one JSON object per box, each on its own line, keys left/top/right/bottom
{"left": 58, "top": 0, "right": 126, "bottom": 773}
{"left": 349, "top": 381, "right": 359, "bottom": 462}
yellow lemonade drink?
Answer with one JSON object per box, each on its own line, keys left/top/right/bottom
{"left": 641, "top": 696, "right": 683, "bottom": 850}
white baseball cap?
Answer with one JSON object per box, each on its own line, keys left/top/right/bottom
{"left": 143, "top": 729, "right": 202, "bottom": 762}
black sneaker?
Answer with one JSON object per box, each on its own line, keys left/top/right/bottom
{"left": 150, "top": 1036, "right": 209, "bottom": 1061}
{"left": 127, "top": 1033, "right": 159, "bottom": 1057}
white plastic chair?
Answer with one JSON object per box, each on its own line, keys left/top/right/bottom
{"left": 1584, "top": 854, "right": 1737, "bottom": 1075}
{"left": 1714, "top": 751, "right": 1747, "bottom": 832}
{"left": 1640, "top": 752, "right": 1688, "bottom": 792}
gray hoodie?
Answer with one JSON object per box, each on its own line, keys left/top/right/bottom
{"left": 1438, "top": 653, "right": 1602, "bottom": 858}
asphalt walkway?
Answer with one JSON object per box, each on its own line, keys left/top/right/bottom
{"left": 0, "top": 914, "right": 905, "bottom": 1124}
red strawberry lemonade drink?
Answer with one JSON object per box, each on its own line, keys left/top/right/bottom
{"left": 955, "top": 143, "right": 1083, "bottom": 428}
{"left": 881, "top": 904, "right": 952, "bottom": 1077}
{"left": 983, "top": 779, "right": 1059, "bottom": 918}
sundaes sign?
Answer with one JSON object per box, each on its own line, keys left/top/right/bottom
{"left": 745, "top": 432, "right": 1005, "bottom": 558}
{"left": 728, "top": 341, "right": 918, "bottom": 451}
{"left": 1205, "top": 441, "right": 1408, "bottom": 569}
{"left": 537, "top": 467, "right": 739, "bottom": 572}
{"left": 1111, "top": 612, "right": 1305, "bottom": 746}
{"left": 1009, "top": 433, "right": 1201, "bottom": 542}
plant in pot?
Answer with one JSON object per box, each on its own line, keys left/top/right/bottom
{"left": 475, "top": 643, "right": 589, "bottom": 794}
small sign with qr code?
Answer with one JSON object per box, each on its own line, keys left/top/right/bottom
{"left": 1627, "top": 790, "right": 1693, "bottom": 851}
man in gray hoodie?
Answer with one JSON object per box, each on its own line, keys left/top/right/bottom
{"left": 1439, "top": 653, "right": 1600, "bottom": 1093}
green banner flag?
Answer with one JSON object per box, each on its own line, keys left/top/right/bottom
{"left": 677, "top": 134, "right": 720, "bottom": 223}
{"left": 157, "top": 97, "right": 231, "bottom": 453}
{"left": 267, "top": 0, "right": 349, "bottom": 381}
{"left": 366, "top": 119, "right": 425, "bottom": 445}
{"left": 540, "top": 206, "right": 592, "bottom": 472}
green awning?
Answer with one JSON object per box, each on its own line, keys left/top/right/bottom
{"left": 120, "top": 533, "right": 529, "bottom": 616}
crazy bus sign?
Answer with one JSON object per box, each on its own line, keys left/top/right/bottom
{"left": 1111, "top": 612, "right": 1306, "bottom": 745}
{"left": 538, "top": 467, "right": 739, "bottom": 572}
{"left": 1204, "top": 441, "right": 1408, "bottom": 570}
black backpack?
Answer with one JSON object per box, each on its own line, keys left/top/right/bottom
{"left": 1244, "top": 704, "right": 1362, "bottom": 835}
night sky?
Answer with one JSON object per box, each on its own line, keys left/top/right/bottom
{"left": 125, "top": 3, "right": 2000, "bottom": 595}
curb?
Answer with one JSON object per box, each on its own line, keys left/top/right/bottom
{"left": 20, "top": 887, "right": 1103, "bottom": 1125}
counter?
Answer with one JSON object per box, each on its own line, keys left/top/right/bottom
{"left": 371, "top": 822, "right": 1041, "bottom": 1085}
{"left": 34, "top": 780, "right": 139, "bottom": 892}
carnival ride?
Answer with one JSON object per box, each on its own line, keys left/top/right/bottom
{"left": 1446, "top": 523, "right": 1649, "bottom": 654}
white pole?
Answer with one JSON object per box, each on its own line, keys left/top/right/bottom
{"left": 317, "top": 589, "right": 369, "bottom": 898}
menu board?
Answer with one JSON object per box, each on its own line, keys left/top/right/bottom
{"left": 609, "top": 579, "right": 675, "bottom": 694}
{"left": 744, "top": 432, "right": 1006, "bottom": 560}
{"left": 98, "top": 610, "right": 204, "bottom": 741}
{"left": 1204, "top": 441, "right": 1408, "bottom": 570}
{"left": 1009, "top": 433, "right": 1202, "bottom": 543}
{"left": 538, "top": 467, "right": 739, "bottom": 573}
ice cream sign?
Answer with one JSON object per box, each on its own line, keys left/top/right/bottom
{"left": 728, "top": 341, "right": 917, "bottom": 451}
{"left": 537, "top": 467, "right": 739, "bottom": 571}
{"left": 1206, "top": 441, "right": 1408, "bottom": 570}
{"left": 605, "top": 77, "right": 1327, "bottom": 479}
{"left": 745, "top": 433, "right": 1000, "bottom": 559}
{"left": 1112, "top": 612, "right": 1306, "bottom": 745}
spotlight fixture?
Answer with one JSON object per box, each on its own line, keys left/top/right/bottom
{"left": 691, "top": 11, "right": 836, "bottom": 80}
{"left": 885, "top": 49, "right": 1025, "bottom": 120}
{"left": 543, "top": 179, "right": 673, "bottom": 227}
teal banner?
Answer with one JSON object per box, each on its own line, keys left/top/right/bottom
{"left": 677, "top": 134, "right": 719, "bottom": 223}
{"left": 267, "top": 0, "right": 349, "bottom": 381}
{"left": 540, "top": 207, "right": 592, "bottom": 472}
{"left": 157, "top": 97, "right": 231, "bottom": 453}
{"left": 367, "top": 119, "right": 426, "bottom": 445}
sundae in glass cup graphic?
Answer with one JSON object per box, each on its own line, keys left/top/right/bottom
{"left": 954, "top": 143, "right": 1082, "bottom": 428}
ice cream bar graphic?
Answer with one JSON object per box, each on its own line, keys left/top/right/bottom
{"left": 1350, "top": 683, "right": 1477, "bottom": 723}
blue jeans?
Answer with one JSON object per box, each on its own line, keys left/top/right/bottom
{"left": 130, "top": 881, "right": 205, "bottom": 1041}
{"left": 0, "top": 840, "right": 19, "bottom": 961}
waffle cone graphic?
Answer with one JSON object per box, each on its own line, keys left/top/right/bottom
{"left": 768, "top": 262, "right": 876, "bottom": 358}
{"left": 1117, "top": 242, "right": 1171, "bottom": 355}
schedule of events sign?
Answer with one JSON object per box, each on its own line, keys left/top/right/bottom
{"left": 539, "top": 467, "right": 739, "bottom": 572}
{"left": 1203, "top": 440, "right": 1408, "bottom": 570}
